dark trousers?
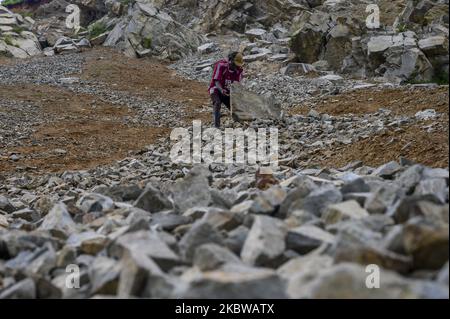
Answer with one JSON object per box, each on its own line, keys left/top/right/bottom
{"left": 211, "top": 91, "right": 230, "bottom": 128}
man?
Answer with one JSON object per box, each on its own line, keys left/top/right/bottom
{"left": 208, "top": 51, "right": 244, "bottom": 128}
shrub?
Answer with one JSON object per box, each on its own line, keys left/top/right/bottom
{"left": 407, "top": 70, "right": 449, "bottom": 85}
{"left": 396, "top": 23, "right": 408, "bottom": 33}
{"left": 143, "top": 37, "right": 152, "bottom": 49}
{"left": 89, "top": 21, "right": 107, "bottom": 39}
{"left": 12, "top": 26, "right": 25, "bottom": 34}
{"left": 4, "top": 35, "right": 14, "bottom": 46}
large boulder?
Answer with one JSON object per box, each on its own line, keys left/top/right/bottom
{"left": 102, "top": 0, "right": 203, "bottom": 59}
{"left": 290, "top": 11, "right": 331, "bottom": 64}
{"left": 230, "top": 83, "right": 282, "bottom": 121}
{"left": 0, "top": 5, "right": 42, "bottom": 58}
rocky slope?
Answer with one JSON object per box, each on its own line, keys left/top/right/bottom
{"left": 0, "top": 45, "right": 449, "bottom": 298}
{"left": 0, "top": 5, "right": 41, "bottom": 58}
{"left": 3, "top": 0, "right": 448, "bottom": 83}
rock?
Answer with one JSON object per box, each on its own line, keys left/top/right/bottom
{"left": 389, "top": 195, "right": 446, "bottom": 224}
{"left": 38, "top": 203, "right": 78, "bottom": 238}
{"left": 53, "top": 37, "right": 81, "bottom": 54}
{"left": 150, "top": 212, "right": 191, "bottom": 232}
{"left": 290, "top": 186, "right": 343, "bottom": 217}
{"left": 372, "top": 161, "right": 402, "bottom": 179}
{"left": 312, "top": 60, "right": 329, "bottom": 71}
{"left": 91, "top": 32, "right": 109, "bottom": 46}
{"left": 334, "top": 239, "right": 413, "bottom": 274}
{"left": 117, "top": 249, "right": 174, "bottom": 298}
{"left": 278, "top": 175, "right": 318, "bottom": 218}
{"left": 241, "top": 215, "right": 287, "bottom": 267}
{"left": 67, "top": 231, "right": 108, "bottom": 255}
{"left": 200, "top": 210, "right": 242, "bottom": 232}
{"left": 177, "top": 263, "right": 287, "bottom": 298}
{"left": 224, "top": 225, "right": 249, "bottom": 255}
{"left": 250, "top": 186, "right": 287, "bottom": 215}
{"left": 34, "top": 277, "right": 62, "bottom": 299}
{"left": 230, "top": 82, "right": 281, "bottom": 121}
{"left": 365, "top": 184, "right": 404, "bottom": 215}
{"left": 58, "top": 77, "right": 79, "bottom": 85}
{"left": 280, "top": 63, "right": 317, "bottom": 76}
{"left": 96, "top": 184, "right": 142, "bottom": 202}
{"left": 243, "top": 52, "right": 270, "bottom": 62}
{"left": 403, "top": 218, "right": 449, "bottom": 270}
{"left": 171, "top": 167, "right": 211, "bottom": 212}
{"left": 286, "top": 225, "right": 335, "bottom": 254}
{"left": 0, "top": 278, "right": 36, "bottom": 299}
{"left": 109, "top": 230, "right": 180, "bottom": 271}
{"left": 396, "top": 164, "right": 425, "bottom": 193}
{"left": 0, "top": 195, "right": 15, "bottom": 214}
{"left": 25, "top": 244, "right": 57, "bottom": 276}
{"left": 197, "top": 42, "right": 217, "bottom": 54}
{"left": 89, "top": 256, "right": 122, "bottom": 295}
{"left": 134, "top": 185, "right": 173, "bottom": 213}
{"left": 418, "top": 36, "right": 448, "bottom": 56}
{"left": 414, "top": 178, "right": 447, "bottom": 204}
{"left": 290, "top": 12, "right": 330, "bottom": 63}
{"left": 245, "top": 28, "right": 267, "bottom": 40}
{"left": 268, "top": 53, "right": 289, "bottom": 62}
{"left": 277, "top": 255, "right": 333, "bottom": 298}
{"left": 415, "top": 109, "right": 437, "bottom": 120}
{"left": 0, "top": 215, "right": 8, "bottom": 229}
{"left": 76, "top": 193, "right": 114, "bottom": 214}
{"left": 103, "top": 1, "right": 203, "bottom": 60}
{"left": 341, "top": 178, "right": 370, "bottom": 194}
{"left": 179, "top": 221, "right": 224, "bottom": 262}
{"left": 384, "top": 47, "right": 434, "bottom": 83}
{"left": 383, "top": 221, "right": 408, "bottom": 253}
{"left": 319, "top": 74, "right": 343, "bottom": 81}
{"left": 437, "top": 262, "right": 449, "bottom": 286}
{"left": 193, "top": 244, "right": 242, "bottom": 271}
{"left": 306, "top": 263, "right": 448, "bottom": 299}
{"left": 323, "top": 200, "right": 369, "bottom": 225}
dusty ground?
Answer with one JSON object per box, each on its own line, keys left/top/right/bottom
{"left": 291, "top": 86, "right": 449, "bottom": 168}
{"left": 0, "top": 48, "right": 210, "bottom": 174}
{"left": 290, "top": 86, "right": 449, "bottom": 116}
{"left": 0, "top": 84, "right": 170, "bottom": 173}
{"left": 317, "top": 122, "right": 449, "bottom": 168}
{"left": 80, "top": 48, "right": 211, "bottom": 124}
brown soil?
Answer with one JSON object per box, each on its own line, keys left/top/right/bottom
{"left": 292, "top": 86, "right": 449, "bottom": 169}
{"left": 80, "top": 48, "right": 210, "bottom": 124}
{"left": 290, "top": 86, "right": 449, "bottom": 117}
{"left": 0, "top": 48, "right": 212, "bottom": 174}
{"left": 0, "top": 84, "right": 169, "bottom": 173}
{"left": 316, "top": 123, "right": 449, "bottom": 168}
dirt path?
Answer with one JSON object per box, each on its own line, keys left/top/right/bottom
{"left": 80, "top": 48, "right": 211, "bottom": 124}
{"left": 290, "top": 86, "right": 449, "bottom": 168}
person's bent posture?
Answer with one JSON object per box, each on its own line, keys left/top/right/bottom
{"left": 208, "top": 51, "right": 244, "bottom": 128}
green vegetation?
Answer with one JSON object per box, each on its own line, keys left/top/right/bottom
{"left": 143, "top": 37, "right": 152, "bottom": 49}
{"left": 3, "top": 35, "right": 14, "bottom": 46}
{"left": 16, "top": 9, "right": 34, "bottom": 18}
{"left": 12, "top": 26, "right": 25, "bottom": 34}
{"left": 119, "top": 0, "right": 133, "bottom": 6}
{"left": 88, "top": 21, "right": 108, "bottom": 39}
{"left": 2, "top": 0, "right": 25, "bottom": 7}
{"left": 396, "top": 23, "right": 408, "bottom": 33}
{"left": 407, "top": 70, "right": 449, "bottom": 85}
